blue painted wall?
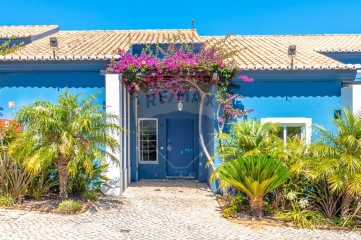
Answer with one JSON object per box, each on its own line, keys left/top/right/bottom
{"left": 231, "top": 71, "right": 355, "bottom": 131}
{"left": 1, "top": 59, "right": 358, "bottom": 191}
{"left": 0, "top": 62, "right": 106, "bottom": 119}
{"left": 133, "top": 69, "right": 358, "bottom": 188}
{"left": 234, "top": 80, "right": 341, "bottom": 135}
{"left": 135, "top": 90, "right": 214, "bottom": 182}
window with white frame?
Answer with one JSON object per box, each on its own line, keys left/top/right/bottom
{"left": 261, "top": 118, "right": 312, "bottom": 144}
{"left": 138, "top": 118, "right": 158, "bottom": 163}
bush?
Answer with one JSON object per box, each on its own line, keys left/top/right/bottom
{"left": 275, "top": 209, "right": 325, "bottom": 229}
{"left": 0, "top": 154, "right": 33, "bottom": 202}
{"left": 212, "top": 155, "right": 291, "bottom": 218}
{"left": 82, "top": 191, "right": 97, "bottom": 201}
{"left": 58, "top": 200, "right": 83, "bottom": 214}
{"left": 222, "top": 195, "right": 247, "bottom": 218}
{"left": 0, "top": 195, "right": 14, "bottom": 206}
{"left": 0, "top": 122, "right": 20, "bottom": 146}
{"left": 214, "top": 112, "right": 361, "bottom": 229}
{"left": 29, "top": 166, "right": 58, "bottom": 200}
{"left": 275, "top": 191, "right": 326, "bottom": 229}
{"left": 263, "top": 202, "right": 275, "bottom": 214}
{"left": 68, "top": 162, "right": 109, "bottom": 195}
{"left": 1, "top": 125, "right": 34, "bottom": 202}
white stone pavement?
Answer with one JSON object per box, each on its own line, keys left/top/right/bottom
{"left": 0, "top": 180, "right": 360, "bottom": 240}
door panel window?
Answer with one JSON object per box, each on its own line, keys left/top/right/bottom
{"left": 138, "top": 119, "right": 158, "bottom": 163}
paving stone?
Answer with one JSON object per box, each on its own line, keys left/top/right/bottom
{"left": 0, "top": 180, "right": 360, "bottom": 240}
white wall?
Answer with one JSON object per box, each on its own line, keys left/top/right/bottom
{"left": 102, "top": 73, "right": 131, "bottom": 196}
{"left": 341, "top": 85, "right": 361, "bottom": 114}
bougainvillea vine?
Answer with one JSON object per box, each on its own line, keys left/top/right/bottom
{"left": 107, "top": 40, "right": 253, "bottom": 166}
{"left": 107, "top": 43, "right": 253, "bottom": 122}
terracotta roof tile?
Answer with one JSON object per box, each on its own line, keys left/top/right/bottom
{"left": 0, "top": 25, "right": 59, "bottom": 38}
{"left": 202, "top": 35, "right": 361, "bottom": 70}
{"left": 3, "top": 29, "right": 200, "bottom": 61}
{"left": 1, "top": 26, "right": 361, "bottom": 70}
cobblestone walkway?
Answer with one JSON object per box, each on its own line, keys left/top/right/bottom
{"left": 0, "top": 180, "right": 360, "bottom": 240}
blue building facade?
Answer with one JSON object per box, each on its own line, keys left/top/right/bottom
{"left": 1, "top": 25, "right": 361, "bottom": 194}
{"left": 0, "top": 62, "right": 106, "bottom": 120}
{"left": 237, "top": 70, "right": 357, "bottom": 138}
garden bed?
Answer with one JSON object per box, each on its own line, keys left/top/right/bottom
{"left": 0, "top": 194, "right": 123, "bottom": 214}
{"left": 216, "top": 195, "right": 361, "bottom": 231}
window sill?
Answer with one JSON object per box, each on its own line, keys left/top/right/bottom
{"left": 138, "top": 161, "right": 159, "bottom": 165}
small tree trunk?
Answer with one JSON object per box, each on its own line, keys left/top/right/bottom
{"left": 250, "top": 197, "right": 264, "bottom": 219}
{"left": 198, "top": 92, "right": 214, "bottom": 168}
{"left": 341, "top": 192, "right": 353, "bottom": 220}
{"left": 57, "top": 154, "right": 69, "bottom": 200}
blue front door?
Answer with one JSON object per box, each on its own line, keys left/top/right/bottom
{"left": 166, "top": 118, "right": 196, "bottom": 178}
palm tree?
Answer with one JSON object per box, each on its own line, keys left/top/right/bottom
{"left": 298, "top": 108, "right": 361, "bottom": 219}
{"left": 212, "top": 155, "right": 291, "bottom": 218}
{"left": 9, "top": 90, "right": 123, "bottom": 199}
{"left": 217, "top": 120, "right": 282, "bottom": 160}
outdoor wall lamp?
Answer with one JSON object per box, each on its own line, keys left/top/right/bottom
{"left": 178, "top": 101, "right": 183, "bottom": 111}
{"left": 50, "top": 37, "right": 58, "bottom": 60}
{"left": 177, "top": 91, "right": 184, "bottom": 111}
{"left": 288, "top": 45, "right": 296, "bottom": 69}
{"left": 288, "top": 45, "right": 296, "bottom": 56}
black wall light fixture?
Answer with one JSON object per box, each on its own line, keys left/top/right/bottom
{"left": 288, "top": 45, "right": 296, "bottom": 69}
{"left": 50, "top": 37, "right": 58, "bottom": 60}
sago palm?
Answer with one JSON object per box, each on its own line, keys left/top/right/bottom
{"left": 299, "top": 108, "right": 361, "bottom": 219}
{"left": 9, "top": 90, "right": 123, "bottom": 199}
{"left": 212, "top": 155, "right": 291, "bottom": 218}
{"left": 217, "top": 120, "right": 282, "bottom": 160}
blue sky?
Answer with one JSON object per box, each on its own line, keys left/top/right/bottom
{"left": 1, "top": 0, "right": 361, "bottom": 35}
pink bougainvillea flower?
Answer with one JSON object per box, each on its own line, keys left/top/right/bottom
{"left": 240, "top": 75, "right": 254, "bottom": 83}
{"left": 107, "top": 45, "right": 253, "bottom": 120}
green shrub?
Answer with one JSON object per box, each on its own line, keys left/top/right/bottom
{"left": 330, "top": 216, "right": 361, "bottom": 229}
{"left": 0, "top": 154, "right": 33, "bottom": 202}
{"left": 263, "top": 202, "right": 275, "bottom": 214}
{"left": 0, "top": 195, "right": 14, "bottom": 206}
{"left": 222, "top": 195, "right": 246, "bottom": 218}
{"left": 29, "top": 167, "right": 58, "bottom": 200}
{"left": 82, "top": 191, "right": 97, "bottom": 201}
{"left": 0, "top": 122, "right": 20, "bottom": 146}
{"left": 275, "top": 190, "right": 326, "bottom": 229}
{"left": 58, "top": 200, "right": 82, "bottom": 214}
{"left": 275, "top": 209, "right": 325, "bottom": 229}
{"left": 212, "top": 155, "right": 291, "bottom": 218}
{"left": 68, "top": 162, "right": 109, "bottom": 196}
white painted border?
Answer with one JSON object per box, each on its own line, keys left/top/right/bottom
{"left": 127, "top": 90, "right": 131, "bottom": 186}
{"left": 102, "top": 73, "right": 122, "bottom": 196}
{"left": 261, "top": 117, "right": 312, "bottom": 144}
{"left": 341, "top": 85, "right": 361, "bottom": 114}
{"left": 122, "top": 84, "right": 126, "bottom": 190}
{"left": 135, "top": 99, "right": 139, "bottom": 180}
{"left": 138, "top": 118, "right": 159, "bottom": 164}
